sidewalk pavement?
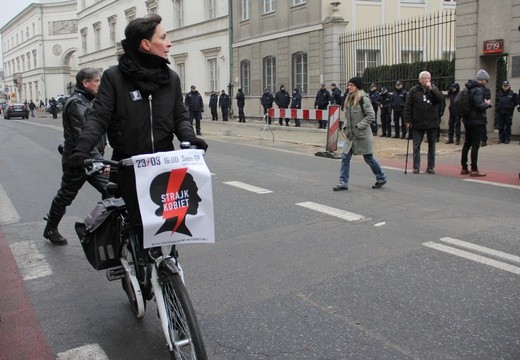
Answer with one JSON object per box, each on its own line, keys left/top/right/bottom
{"left": 198, "top": 116, "right": 520, "bottom": 186}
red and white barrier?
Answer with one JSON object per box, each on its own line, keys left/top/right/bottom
{"left": 266, "top": 108, "right": 328, "bottom": 120}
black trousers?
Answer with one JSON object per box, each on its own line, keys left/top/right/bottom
{"left": 210, "top": 107, "right": 218, "bottom": 120}
{"left": 47, "top": 157, "right": 108, "bottom": 227}
{"left": 461, "top": 124, "right": 485, "bottom": 171}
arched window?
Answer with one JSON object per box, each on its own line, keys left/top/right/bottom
{"left": 292, "top": 52, "right": 307, "bottom": 94}
{"left": 240, "top": 60, "right": 250, "bottom": 95}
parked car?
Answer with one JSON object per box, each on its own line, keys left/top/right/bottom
{"left": 4, "top": 103, "right": 29, "bottom": 119}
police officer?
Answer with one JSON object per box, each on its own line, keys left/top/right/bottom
{"left": 219, "top": 90, "right": 231, "bottom": 121}
{"left": 275, "top": 84, "right": 291, "bottom": 126}
{"left": 184, "top": 85, "right": 204, "bottom": 135}
{"left": 261, "top": 88, "right": 275, "bottom": 124}
{"left": 391, "top": 81, "right": 408, "bottom": 138}
{"left": 369, "top": 83, "right": 382, "bottom": 135}
{"left": 496, "top": 80, "right": 517, "bottom": 144}
{"left": 314, "top": 83, "right": 331, "bottom": 129}
{"left": 379, "top": 87, "right": 392, "bottom": 137}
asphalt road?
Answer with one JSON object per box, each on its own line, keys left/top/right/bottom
{"left": 0, "top": 117, "right": 519, "bottom": 359}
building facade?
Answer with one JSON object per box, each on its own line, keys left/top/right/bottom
{"left": 231, "top": 0, "right": 457, "bottom": 117}
{"left": 77, "top": 0, "right": 230, "bottom": 105}
{"left": 0, "top": 0, "right": 78, "bottom": 104}
{"left": 455, "top": 0, "right": 520, "bottom": 137}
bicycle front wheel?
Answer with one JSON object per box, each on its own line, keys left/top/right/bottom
{"left": 159, "top": 262, "right": 207, "bottom": 360}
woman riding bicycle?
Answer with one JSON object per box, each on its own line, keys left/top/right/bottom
{"left": 69, "top": 14, "right": 207, "bottom": 235}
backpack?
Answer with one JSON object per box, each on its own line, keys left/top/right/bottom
{"left": 454, "top": 88, "right": 472, "bottom": 118}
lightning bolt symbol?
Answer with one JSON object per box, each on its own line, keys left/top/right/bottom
{"left": 163, "top": 168, "right": 189, "bottom": 234}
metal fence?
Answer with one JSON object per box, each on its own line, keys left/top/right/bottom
{"left": 339, "top": 10, "right": 456, "bottom": 91}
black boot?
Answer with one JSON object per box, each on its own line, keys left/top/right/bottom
{"left": 43, "top": 209, "right": 67, "bottom": 245}
{"left": 43, "top": 215, "right": 68, "bottom": 245}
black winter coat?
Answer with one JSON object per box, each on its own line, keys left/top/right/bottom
{"left": 219, "top": 93, "right": 230, "bottom": 108}
{"left": 185, "top": 90, "right": 204, "bottom": 112}
{"left": 391, "top": 89, "right": 407, "bottom": 111}
{"left": 261, "top": 93, "right": 275, "bottom": 109}
{"left": 496, "top": 89, "right": 517, "bottom": 115}
{"left": 209, "top": 94, "right": 218, "bottom": 109}
{"left": 404, "top": 84, "right": 444, "bottom": 129}
{"left": 463, "top": 80, "right": 491, "bottom": 126}
{"left": 275, "top": 90, "right": 291, "bottom": 108}
{"left": 314, "top": 89, "right": 331, "bottom": 109}
{"left": 75, "top": 66, "right": 195, "bottom": 158}
{"left": 62, "top": 85, "right": 104, "bottom": 158}
{"left": 236, "top": 91, "right": 245, "bottom": 107}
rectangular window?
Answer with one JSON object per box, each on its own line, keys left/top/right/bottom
{"left": 355, "top": 50, "right": 380, "bottom": 76}
{"left": 263, "top": 57, "right": 276, "bottom": 93}
{"left": 208, "top": 0, "right": 216, "bottom": 19}
{"left": 240, "top": 60, "right": 250, "bottom": 95}
{"left": 292, "top": 52, "right": 307, "bottom": 95}
{"left": 264, "top": 0, "right": 275, "bottom": 13}
{"left": 108, "top": 17, "right": 117, "bottom": 46}
{"left": 208, "top": 59, "right": 218, "bottom": 92}
{"left": 293, "top": 0, "right": 306, "bottom": 5}
{"left": 81, "top": 29, "right": 87, "bottom": 53}
{"left": 241, "top": 0, "right": 250, "bottom": 21}
{"left": 93, "top": 22, "right": 101, "bottom": 51}
{"left": 175, "top": 0, "right": 184, "bottom": 27}
{"left": 401, "top": 50, "right": 423, "bottom": 63}
{"left": 177, "top": 63, "right": 186, "bottom": 93}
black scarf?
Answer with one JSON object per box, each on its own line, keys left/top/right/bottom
{"left": 119, "top": 40, "right": 171, "bottom": 95}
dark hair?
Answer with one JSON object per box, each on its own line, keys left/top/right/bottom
{"left": 76, "top": 67, "right": 101, "bottom": 84}
{"left": 125, "top": 14, "right": 162, "bottom": 49}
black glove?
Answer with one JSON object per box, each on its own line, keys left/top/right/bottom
{"left": 67, "top": 151, "right": 90, "bottom": 170}
{"left": 189, "top": 138, "right": 208, "bottom": 152}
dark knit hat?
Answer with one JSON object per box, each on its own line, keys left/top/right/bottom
{"left": 348, "top": 77, "right": 363, "bottom": 89}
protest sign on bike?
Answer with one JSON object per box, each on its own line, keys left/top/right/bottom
{"left": 132, "top": 149, "right": 215, "bottom": 249}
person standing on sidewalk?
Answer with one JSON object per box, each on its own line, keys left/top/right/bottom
{"left": 391, "top": 81, "right": 408, "bottom": 139}
{"left": 446, "top": 83, "right": 462, "bottom": 144}
{"left": 496, "top": 80, "right": 517, "bottom": 144}
{"left": 290, "top": 88, "right": 302, "bottom": 127}
{"left": 185, "top": 85, "right": 204, "bottom": 135}
{"left": 404, "top": 71, "right": 444, "bottom": 174}
{"left": 43, "top": 67, "right": 108, "bottom": 245}
{"left": 379, "top": 87, "right": 392, "bottom": 137}
{"left": 219, "top": 89, "right": 230, "bottom": 121}
{"left": 460, "top": 69, "right": 492, "bottom": 177}
{"left": 49, "top": 97, "right": 58, "bottom": 119}
{"left": 236, "top": 88, "right": 246, "bottom": 122}
{"left": 209, "top": 91, "right": 219, "bottom": 121}
{"left": 275, "top": 85, "right": 291, "bottom": 126}
{"left": 261, "top": 88, "right": 275, "bottom": 124}
{"left": 333, "top": 77, "right": 386, "bottom": 191}
{"left": 28, "top": 100, "right": 36, "bottom": 118}
{"left": 368, "top": 83, "right": 381, "bottom": 135}
{"left": 314, "top": 83, "right": 331, "bottom": 129}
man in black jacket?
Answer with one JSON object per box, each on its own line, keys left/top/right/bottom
{"left": 275, "top": 85, "right": 291, "bottom": 126}
{"left": 446, "top": 83, "right": 461, "bottom": 144}
{"left": 43, "top": 67, "right": 108, "bottom": 245}
{"left": 236, "top": 88, "right": 246, "bottom": 122}
{"left": 314, "top": 83, "right": 331, "bottom": 129}
{"left": 404, "top": 71, "right": 444, "bottom": 174}
{"left": 460, "top": 69, "right": 492, "bottom": 177}
{"left": 391, "top": 81, "right": 408, "bottom": 138}
{"left": 261, "top": 88, "right": 275, "bottom": 124}
{"left": 219, "top": 90, "right": 231, "bottom": 121}
{"left": 496, "top": 80, "right": 517, "bottom": 144}
{"left": 185, "top": 85, "right": 204, "bottom": 135}
{"left": 68, "top": 15, "right": 206, "bottom": 234}
{"left": 368, "top": 83, "right": 381, "bottom": 135}
{"left": 209, "top": 91, "right": 218, "bottom": 120}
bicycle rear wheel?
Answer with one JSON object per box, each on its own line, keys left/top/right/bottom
{"left": 159, "top": 262, "right": 207, "bottom": 360}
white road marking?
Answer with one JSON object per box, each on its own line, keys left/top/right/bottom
{"left": 9, "top": 241, "right": 52, "bottom": 280}
{"left": 382, "top": 166, "right": 404, "bottom": 172}
{"left": 462, "top": 178, "right": 520, "bottom": 190}
{"left": 296, "top": 201, "right": 365, "bottom": 221}
{"left": 0, "top": 183, "right": 20, "bottom": 225}
{"left": 223, "top": 181, "right": 273, "bottom": 194}
{"left": 423, "top": 241, "right": 520, "bottom": 276}
{"left": 439, "top": 237, "right": 520, "bottom": 264}
{"left": 374, "top": 221, "right": 386, "bottom": 227}
{"left": 57, "top": 343, "right": 108, "bottom": 360}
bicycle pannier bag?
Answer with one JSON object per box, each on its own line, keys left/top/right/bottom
{"left": 75, "top": 198, "right": 125, "bottom": 270}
